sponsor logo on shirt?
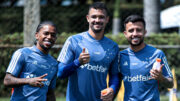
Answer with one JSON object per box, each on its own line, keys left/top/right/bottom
{"left": 80, "top": 63, "right": 107, "bottom": 72}
{"left": 124, "top": 75, "right": 151, "bottom": 82}
{"left": 93, "top": 52, "right": 101, "bottom": 55}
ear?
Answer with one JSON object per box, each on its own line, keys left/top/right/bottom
{"left": 35, "top": 32, "right": 39, "bottom": 40}
{"left": 123, "top": 31, "right": 126, "bottom": 35}
{"left": 86, "top": 15, "right": 90, "bottom": 23}
{"left": 144, "top": 30, "right": 147, "bottom": 36}
{"left": 106, "top": 16, "right": 109, "bottom": 23}
{"left": 123, "top": 31, "right": 128, "bottom": 38}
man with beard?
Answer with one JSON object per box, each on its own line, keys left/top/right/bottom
{"left": 4, "top": 21, "right": 58, "bottom": 101}
{"left": 118, "top": 15, "right": 173, "bottom": 101}
{"left": 57, "top": 2, "right": 120, "bottom": 101}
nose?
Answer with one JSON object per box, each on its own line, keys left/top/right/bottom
{"left": 95, "top": 17, "right": 100, "bottom": 22}
{"left": 47, "top": 34, "right": 52, "bottom": 39}
{"left": 132, "top": 30, "right": 138, "bottom": 36}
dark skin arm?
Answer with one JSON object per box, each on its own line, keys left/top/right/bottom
{"left": 47, "top": 89, "right": 56, "bottom": 101}
{"left": 4, "top": 73, "right": 48, "bottom": 88}
{"left": 150, "top": 64, "right": 174, "bottom": 88}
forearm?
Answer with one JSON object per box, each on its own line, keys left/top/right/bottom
{"left": 4, "top": 73, "right": 29, "bottom": 87}
{"left": 57, "top": 59, "right": 81, "bottom": 78}
{"left": 47, "top": 89, "right": 56, "bottom": 101}
{"left": 159, "top": 76, "right": 173, "bottom": 88}
{"left": 109, "top": 73, "right": 121, "bottom": 94}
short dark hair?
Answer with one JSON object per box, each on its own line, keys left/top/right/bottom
{"left": 124, "top": 15, "right": 146, "bottom": 29}
{"left": 88, "top": 2, "right": 109, "bottom": 16}
{"left": 36, "top": 21, "right": 58, "bottom": 33}
{"left": 34, "top": 21, "right": 58, "bottom": 45}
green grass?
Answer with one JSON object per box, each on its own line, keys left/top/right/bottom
{"left": 0, "top": 98, "right": 10, "bottom": 101}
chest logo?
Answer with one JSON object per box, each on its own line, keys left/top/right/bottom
{"left": 123, "top": 61, "right": 128, "bottom": 66}
{"left": 32, "top": 61, "right": 38, "bottom": 65}
{"left": 93, "top": 52, "right": 101, "bottom": 55}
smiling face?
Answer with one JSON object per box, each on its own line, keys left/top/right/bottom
{"left": 86, "top": 8, "right": 109, "bottom": 34}
{"left": 124, "top": 21, "right": 146, "bottom": 47}
{"left": 35, "top": 25, "right": 57, "bottom": 54}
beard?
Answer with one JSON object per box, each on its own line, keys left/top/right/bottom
{"left": 91, "top": 22, "right": 104, "bottom": 33}
{"left": 128, "top": 37, "right": 144, "bottom": 46}
{"left": 40, "top": 44, "right": 52, "bottom": 51}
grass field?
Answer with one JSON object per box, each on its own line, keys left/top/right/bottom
{"left": 0, "top": 96, "right": 179, "bottom": 101}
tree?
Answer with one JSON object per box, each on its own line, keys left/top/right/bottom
{"left": 24, "top": 0, "right": 40, "bottom": 46}
{"left": 112, "top": 0, "right": 120, "bottom": 35}
{"left": 144, "top": 0, "right": 160, "bottom": 35}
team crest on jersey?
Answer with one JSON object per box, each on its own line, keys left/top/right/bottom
{"left": 32, "top": 61, "right": 38, "bottom": 65}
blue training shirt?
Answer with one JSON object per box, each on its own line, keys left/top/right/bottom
{"left": 57, "top": 31, "right": 119, "bottom": 101}
{"left": 118, "top": 44, "right": 173, "bottom": 101}
{"left": 6, "top": 46, "right": 58, "bottom": 101}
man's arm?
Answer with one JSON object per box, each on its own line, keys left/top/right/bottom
{"left": 150, "top": 65, "right": 174, "bottom": 88}
{"left": 101, "top": 73, "right": 121, "bottom": 101}
{"left": 159, "top": 76, "right": 173, "bottom": 88}
{"left": 57, "top": 59, "right": 81, "bottom": 78}
{"left": 47, "top": 89, "right": 56, "bottom": 101}
{"left": 57, "top": 48, "right": 90, "bottom": 78}
{"left": 4, "top": 73, "right": 48, "bottom": 88}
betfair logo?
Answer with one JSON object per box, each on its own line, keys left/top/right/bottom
{"left": 124, "top": 75, "right": 151, "bottom": 82}
{"left": 80, "top": 63, "right": 107, "bottom": 72}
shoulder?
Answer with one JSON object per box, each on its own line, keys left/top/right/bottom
{"left": 147, "top": 45, "right": 164, "bottom": 55}
{"left": 14, "top": 47, "right": 33, "bottom": 55}
{"left": 104, "top": 36, "right": 119, "bottom": 49}
{"left": 104, "top": 36, "right": 118, "bottom": 45}
{"left": 68, "top": 32, "right": 86, "bottom": 41}
{"left": 119, "top": 48, "right": 129, "bottom": 54}
{"left": 64, "top": 32, "right": 86, "bottom": 48}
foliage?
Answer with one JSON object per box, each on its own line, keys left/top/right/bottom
{"left": 0, "top": 6, "right": 144, "bottom": 35}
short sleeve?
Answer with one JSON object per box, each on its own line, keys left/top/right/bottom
{"left": 57, "top": 36, "right": 75, "bottom": 64}
{"left": 6, "top": 49, "right": 25, "bottom": 77}
{"left": 160, "top": 52, "right": 173, "bottom": 78}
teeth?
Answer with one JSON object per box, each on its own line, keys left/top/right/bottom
{"left": 132, "top": 38, "right": 139, "bottom": 41}
{"left": 44, "top": 41, "right": 51, "bottom": 45}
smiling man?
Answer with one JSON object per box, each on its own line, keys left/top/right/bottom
{"left": 4, "top": 21, "right": 58, "bottom": 101}
{"left": 57, "top": 2, "right": 120, "bottom": 101}
{"left": 118, "top": 15, "right": 173, "bottom": 101}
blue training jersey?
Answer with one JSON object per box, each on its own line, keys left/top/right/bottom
{"left": 57, "top": 32, "right": 119, "bottom": 101}
{"left": 118, "top": 44, "right": 173, "bottom": 101}
{"left": 6, "top": 46, "right": 58, "bottom": 101}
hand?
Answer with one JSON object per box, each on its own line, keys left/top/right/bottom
{"left": 28, "top": 73, "right": 48, "bottom": 88}
{"left": 79, "top": 48, "right": 90, "bottom": 65}
{"left": 150, "top": 64, "right": 164, "bottom": 81}
{"left": 101, "top": 88, "right": 114, "bottom": 101}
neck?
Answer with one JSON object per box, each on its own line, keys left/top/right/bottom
{"left": 36, "top": 44, "right": 49, "bottom": 54}
{"left": 88, "top": 29, "right": 104, "bottom": 40}
{"left": 130, "top": 43, "right": 146, "bottom": 52}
